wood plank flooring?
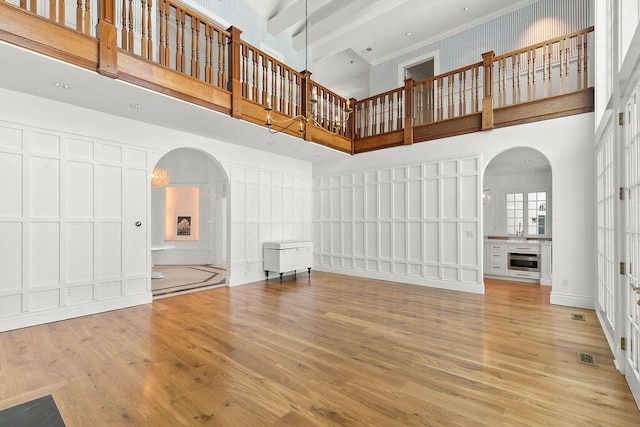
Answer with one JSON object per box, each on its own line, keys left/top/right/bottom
{"left": 0, "top": 273, "right": 639, "bottom": 426}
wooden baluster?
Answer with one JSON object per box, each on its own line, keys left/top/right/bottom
{"left": 218, "top": 33, "right": 225, "bottom": 89}
{"left": 531, "top": 48, "right": 536, "bottom": 100}
{"left": 280, "top": 67, "right": 285, "bottom": 112}
{"left": 437, "top": 78, "right": 443, "bottom": 122}
{"left": 252, "top": 50, "right": 259, "bottom": 101}
{"left": 415, "top": 83, "right": 422, "bottom": 126}
{"left": 460, "top": 71, "right": 466, "bottom": 116}
{"left": 582, "top": 33, "right": 589, "bottom": 90}
{"left": 80, "top": 0, "right": 85, "bottom": 33}
{"left": 49, "top": 0, "right": 55, "bottom": 22}
{"left": 288, "top": 74, "right": 293, "bottom": 116}
{"left": 195, "top": 20, "right": 201, "bottom": 79}
{"left": 364, "top": 100, "right": 369, "bottom": 137}
{"left": 175, "top": 9, "right": 181, "bottom": 71}
{"left": 59, "top": 0, "right": 65, "bottom": 26}
{"left": 261, "top": 55, "right": 267, "bottom": 105}
{"left": 448, "top": 75, "right": 454, "bottom": 118}
{"left": 558, "top": 39, "right": 564, "bottom": 95}
{"left": 127, "top": 0, "right": 133, "bottom": 50}
{"left": 159, "top": 0, "right": 165, "bottom": 65}
{"left": 147, "top": 0, "right": 152, "bottom": 59}
{"left": 180, "top": 12, "right": 186, "bottom": 72}
{"left": 20, "top": 0, "right": 26, "bottom": 9}
{"left": 83, "top": 0, "right": 90, "bottom": 34}
{"left": 270, "top": 61, "right": 276, "bottom": 111}
{"left": 29, "top": 0, "right": 35, "bottom": 13}
{"left": 164, "top": 4, "right": 170, "bottom": 66}
{"left": 204, "top": 26, "right": 211, "bottom": 83}
{"left": 141, "top": 0, "right": 148, "bottom": 58}
{"left": 191, "top": 17, "right": 197, "bottom": 78}
{"left": 242, "top": 46, "right": 249, "bottom": 97}
{"left": 398, "top": 91, "right": 404, "bottom": 131}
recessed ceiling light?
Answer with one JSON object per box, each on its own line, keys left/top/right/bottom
{"left": 461, "top": 7, "right": 469, "bottom": 12}
{"left": 53, "top": 82, "right": 70, "bottom": 90}
{"left": 405, "top": 32, "right": 412, "bottom": 37}
{"left": 266, "top": 141, "right": 274, "bottom": 145}
{"left": 129, "top": 103, "right": 143, "bottom": 109}
{"left": 526, "top": 159, "right": 532, "bottom": 162}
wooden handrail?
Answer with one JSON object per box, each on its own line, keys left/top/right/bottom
{"left": 493, "top": 26, "right": 594, "bottom": 61}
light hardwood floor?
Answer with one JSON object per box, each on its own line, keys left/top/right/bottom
{"left": 1, "top": 273, "right": 639, "bottom": 426}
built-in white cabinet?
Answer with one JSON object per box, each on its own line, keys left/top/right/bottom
{"left": 483, "top": 239, "right": 551, "bottom": 283}
{"left": 263, "top": 241, "right": 313, "bottom": 282}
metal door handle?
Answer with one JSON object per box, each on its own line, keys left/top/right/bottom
{"left": 135, "top": 221, "right": 142, "bottom": 227}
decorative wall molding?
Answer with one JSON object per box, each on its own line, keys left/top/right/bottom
{"left": 313, "top": 156, "right": 482, "bottom": 292}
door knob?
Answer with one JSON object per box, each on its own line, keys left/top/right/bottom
{"left": 135, "top": 221, "right": 142, "bottom": 227}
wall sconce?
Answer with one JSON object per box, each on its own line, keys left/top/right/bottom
{"left": 482, "top": 185, "right": 491, "bottom": 205}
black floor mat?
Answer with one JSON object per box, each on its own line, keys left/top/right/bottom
{"left": 0, "top": 395, "right": 65, "bottom": 427}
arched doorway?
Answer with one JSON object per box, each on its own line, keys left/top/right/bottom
{"left": 482, "top": 147, "right": 553, "bottom": 286}
{"left": 149, "top": 148, "right": 230, "bottom": 297}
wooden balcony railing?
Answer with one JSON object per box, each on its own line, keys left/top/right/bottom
{"left": 412, "top": 61, "right": 482, "bottom": 126}
{"left": 0, "top": 0, "right": 594, "bottom": 156}
{"left": 491, "top": 27, "right": 593, "bottom": 108}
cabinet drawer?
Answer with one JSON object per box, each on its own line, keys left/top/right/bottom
{"left": 489, "top": 251, "right": 505, "bottom": 262}
{"left": 508, "top": 244, "right": 540, "bottom": 254}
{"left": 488, "top": 262, "right": 506, "bottom": 275}
{"left": 508, "top": 270, "right": 540, "bottom": 279}
{"left": 489, "top": 243, "right": 506, "bottom": 251}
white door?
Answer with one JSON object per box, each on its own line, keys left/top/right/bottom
{"left": 125, "top": 167, "right": 148, "bottom": 278}
{"left": 623, "top": 87, "right": 640, "bottom": 406}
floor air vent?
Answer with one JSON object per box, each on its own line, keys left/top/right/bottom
{"left": 571, "top": 313, "right": 585, "bottom": 321}
{"left": 577, "top": 352, "right": 598, "bottom": 367}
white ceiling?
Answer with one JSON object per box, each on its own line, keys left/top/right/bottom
{"left": 247, "top": 0, "right": 539, "bottom": 99}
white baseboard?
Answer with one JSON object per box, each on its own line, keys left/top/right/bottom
{"left": 550, "top": 291, "right": 595, "bottom": 309}
{"left": 0, "top": 293, "right": 152, "bottom": 333}
{"left": 314, "top": 265, "right": 484, "bottom": 294}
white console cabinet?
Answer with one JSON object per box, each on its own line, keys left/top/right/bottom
{"left": 263, "top": 241, "right": 313, "bottom": 282}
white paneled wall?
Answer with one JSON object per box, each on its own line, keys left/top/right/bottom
{"left": 226, "top": 165, "right": 312, "bottom": 285}
{"left": 313, "top": 156, "right": 482, "bottom": 293}
{"left": 0, "top": 121, "right": 150, "bottom": 331}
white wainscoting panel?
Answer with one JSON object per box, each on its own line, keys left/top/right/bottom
{"left": 226, "top": 164, "right": 312, "bottom": 285}
{"left": 0, "top": 121, "right": 151, "bottom": 332}
{"left": 313, "top": 156, "right": 482, "bottom": 293}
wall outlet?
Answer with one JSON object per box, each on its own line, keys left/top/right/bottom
{"left": 66, "top": 288, "right": 71, "bottom": 296}
{"left": 562, "top": 279, "right": 569, "bottom": 287}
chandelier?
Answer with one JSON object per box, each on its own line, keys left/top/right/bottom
{"left": 151, "top": 168, "right": 171, "bottom": 188}
{"left": 265, "top": 0, "right": 352, "bottom": 136}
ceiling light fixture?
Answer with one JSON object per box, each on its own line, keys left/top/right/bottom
{"left": 129, "top": 103, "right": 143, "bottom": 109}
{"left": 150, "top": 168, "right": 171, "bottom": 188}
{"left": 461, "top": 7, "right": 469, "bottom": 12}
{"left": 53, "top": 82, "right": 70, "bottom": 90}
{"left": 482, "top": 185, "right": 491, "bottom": 205}
{"left": 265, "top": 0, "right": 352, "bottom": 137}
{"left": 405, "top": 31, "right": 412, "bottom": 36}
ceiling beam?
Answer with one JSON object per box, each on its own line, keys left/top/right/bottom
{"left": 268, "top": 0, "right": 332, "bottom": 36}
{"left": 292, "top": 0, "right": 411, "bottom": 53}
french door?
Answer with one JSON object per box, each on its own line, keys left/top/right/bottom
{"left": 624, "top": 85, "right": 640, "bottom": 406}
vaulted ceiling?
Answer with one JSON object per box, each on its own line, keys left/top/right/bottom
{"left": 245, "top": 0, "right": 539, "bottom": 99}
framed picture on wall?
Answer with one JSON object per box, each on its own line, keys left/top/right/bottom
{"left": 177, "top": 216, "right": 192, "bottom": 236}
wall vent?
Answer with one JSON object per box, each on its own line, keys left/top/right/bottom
{"left": 576, "top": 352, "right": 598, "bottom": 367}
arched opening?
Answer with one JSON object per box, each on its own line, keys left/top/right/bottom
{"left": 149, "top": 148, "right": 230, "bottom": 297}
{"left": 482, "top": 147, "right": 553, "bottom": 286}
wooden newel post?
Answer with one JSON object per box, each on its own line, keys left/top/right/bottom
{"left": 403, "top": 78, "right": 414, "bottom": 145}
{"left": 301, "top": 70, "right": 312, "bottom": 141}
{"left": 227, "top": 26, "right": 243, "bottom": 119}
{"left": 481, "top": 51, "right": 494, "bottom": 130}
{"left": 97, "top": 0, "right": 118, "bottom": 78}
